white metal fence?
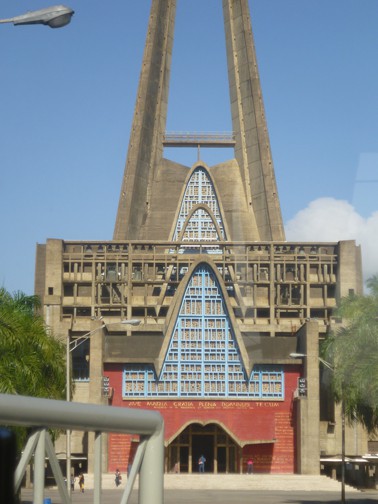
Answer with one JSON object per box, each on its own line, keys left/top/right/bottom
{"left": 0, "top": 394, "right": 164, "bottom": 504}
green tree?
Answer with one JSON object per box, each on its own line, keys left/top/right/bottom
{"left": 0, "top": 288, "right": 67, "bottom": 449}
{"left": 0, "top": 288, "right": 66, "bottom": 399}
{"left": 322, "top": 275, "right": 378, "bottom": 433}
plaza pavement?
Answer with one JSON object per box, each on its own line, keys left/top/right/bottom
{"left": 21, "top": 473, "right": 378, "bottom": 504}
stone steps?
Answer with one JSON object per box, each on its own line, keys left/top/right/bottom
{"left": 80, "top": 473, "right": 359, "bottom": 492}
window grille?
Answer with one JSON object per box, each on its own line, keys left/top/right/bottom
{"left": 123, "top": 265, "right": 284, "bottom": 399}
{"left": 173, "top": 167, "right": 226, "bottom": 242}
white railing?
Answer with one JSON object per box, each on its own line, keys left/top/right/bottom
{"left": 0, "top": 394, "right": 164, "bottom": 504}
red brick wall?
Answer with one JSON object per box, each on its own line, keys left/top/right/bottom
{"left": 108, "top": 433, "right": 132, "bottom": 472}
{"left": 105, "top": 365, "right": 299, "bottom": 473}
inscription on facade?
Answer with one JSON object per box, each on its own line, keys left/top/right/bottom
{"left": 124, "top": 400, "right": 280, "bottom": 410}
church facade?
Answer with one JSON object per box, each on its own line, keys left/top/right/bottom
{"left": 35, "top": 0, "right": 365, "bottom": 476}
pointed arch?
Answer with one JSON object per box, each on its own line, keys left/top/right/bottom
{"left": 157, "top": 259, "right": 249, "bottom": 376}
{"left": 123, "top": 263, "right": 284, "bottom": 399}
{"left": 176, "top": 204, "right": 224, "bottom": 243}
{"left": 171, "top": 165, "right": 227, "bottom": 242}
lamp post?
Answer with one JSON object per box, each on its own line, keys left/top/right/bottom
{"left": 290, "top": 352, "right": 346, "bottom": 504}
{"left": 0, "top": 5, "right": 74, "bottom": 29}
{"left": 2, "top": 3, "right": 75, "bottom": 490}
{"left": 66, "top": 319, "right": 141, "bottom": 493}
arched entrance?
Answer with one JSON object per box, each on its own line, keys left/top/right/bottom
{"left": 167, "top": 423, "right": 239, "bottom": 474}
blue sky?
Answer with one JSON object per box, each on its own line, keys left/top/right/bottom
{"left": 1, "top": 0, "right": 377, "bottom": 294}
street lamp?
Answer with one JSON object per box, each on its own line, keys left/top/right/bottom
{"left": 66, "top": 319, "right": 141, "bottom": 493}
{"left": 290, "top": 352, "right": 346, "bottom": 504}
{"left": 0, "top": 5, "right": 74, "bottom": 29}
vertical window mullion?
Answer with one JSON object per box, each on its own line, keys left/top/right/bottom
{"left": 201, "top": 268, "right": 205, "bottom": 396}
{"left": 225, "top": 318, "right": 229, "bottom": 395}
{"left": 178, "top": 324, "right": 182, "bottom": 397}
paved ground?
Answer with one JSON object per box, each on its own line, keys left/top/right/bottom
{"left": 21, "top": 487, "right": 378, "bottom": 504}
{"left": 20, "top": 474, "right": 378, "bottom": 503}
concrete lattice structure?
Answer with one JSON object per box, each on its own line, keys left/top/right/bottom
{"left": 35, "top": 0, "right": 366, "bottom": 479}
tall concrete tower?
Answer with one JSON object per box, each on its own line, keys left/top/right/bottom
{"left": 113, "top": 0, "right": 285, "bottom": 242}
{"left": 35, "top": 0, "right": 365, "bottom": 478}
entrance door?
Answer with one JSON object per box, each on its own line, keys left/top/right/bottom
{"left": 180, "top": 446, "right": 189, "bottom": 473}
{"left": 168, "top": 423, "right": 239, "bottom": 473}
{"left": 192, "top": 434, "right": 213, "bottom": 473}
{"left": 217, "top": 446, "right": 226, "bottom": 473}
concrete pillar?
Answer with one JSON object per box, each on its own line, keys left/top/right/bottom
{"left": 222, "top": 0, "right": 285, "bottom": 241}
{"left": 188, "top": 429, "right": 192, "bottom": 474}
{"left": 113, "top": 0, "right": 177, "bottom": 240}
{"left": 295, "top": 321, "right": 320, "bottom": 474}
{"left": 87, "top": 323, "right": 106, "bottom": 473}
{"left": 337, "top": 240, "right": 363, "bottom": 298}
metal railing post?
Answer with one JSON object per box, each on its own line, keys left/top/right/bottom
{"left": 0, "top": 393, "right": 164, "bottom": 504}
{"left": 94, "top": 431, "right": 102, "bottom": 504}
{"left": 139, "top": 423, "right": 164, "bottom": 504}
{"left": 34, "top": 430, "right": 46, "bottom": 504}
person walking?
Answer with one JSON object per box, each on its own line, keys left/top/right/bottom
{"left": 115, "top": 468, "right": 122, "bottom": 487}
{"left": 247, "top": 458, "right": 253, "bottom": 474}
{"left": 198, "top": 454, "right": 206, "bottom": 473}
{"left": 78, "top": 473, "right": 85, "bottom": 493}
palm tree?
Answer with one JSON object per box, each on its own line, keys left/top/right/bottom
{"left": 0, "top": 288, "right": 67, "bottom": 449}
{"left": 322, "top": 275, "right": 378, "bottom": 433}
{"left": 0, "top": 288, "right": 66, "bottom": 399}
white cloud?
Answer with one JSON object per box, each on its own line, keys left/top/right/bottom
{"left": 285, "top": 197, "right": 378, "bottom": 283}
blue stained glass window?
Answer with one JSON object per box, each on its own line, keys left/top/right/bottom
{"left": 173, "top": 167, "right": 226, "bottom": 241}
{"left": 123, "top": 265, "right": 284, "bottom": 399}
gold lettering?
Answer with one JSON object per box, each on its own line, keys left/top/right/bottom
{"left": 173, "top": 402, "right": 194, "bottom": 409}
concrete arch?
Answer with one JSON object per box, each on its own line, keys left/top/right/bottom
{"left": 168, "top": 163, "right": 231, "bottom": 242}
{"left": 156, "top": 259, "right": 250, "bottom": 377}
{"left": 166, "top": 419, "right": 245, "bottom": 448}
{"left": 176, "top": 203, "right": 225, "bottom": 243}
{"left": 166, "top": 421, "right": 242, "bottom": 474}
